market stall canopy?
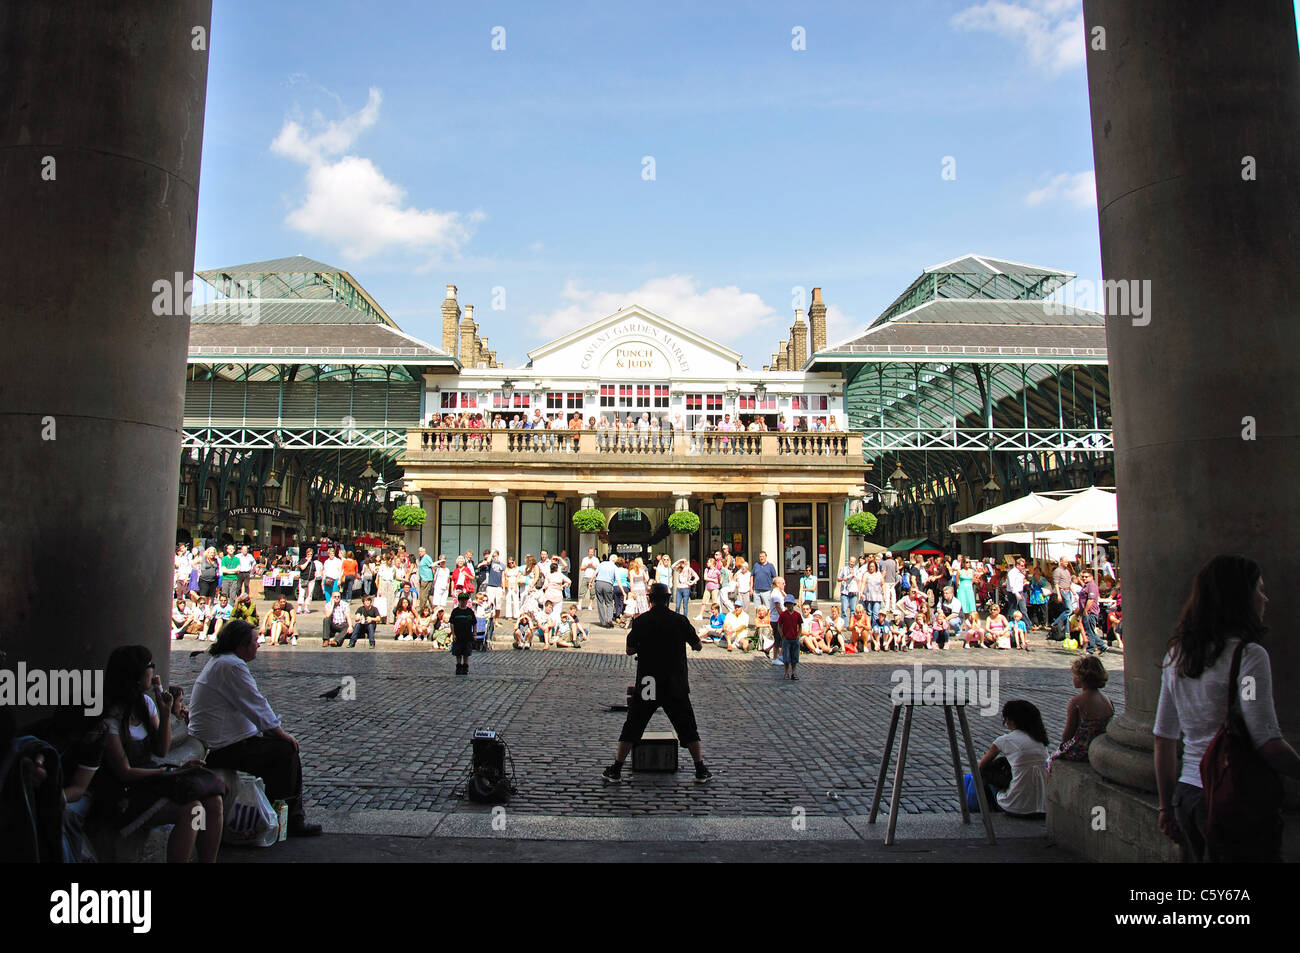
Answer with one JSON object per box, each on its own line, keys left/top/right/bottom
{"left": 858, "top": 539, "right": 889, "bottom": 555}
{"left": 887, "top": 537, "right": 944, "bottom": 556}
{"left": 948, "top": 492, "right": 1055, "bottom": 534}
{"left": 1022, "top": 486, "right": 1118, "bottom": 534}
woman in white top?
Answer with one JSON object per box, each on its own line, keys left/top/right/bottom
{"left": 732, "top": 559, "right": 752, "bottom": 610}
{"left": 322, "top": 549, "right": 343, "bottom": 602}
{"left": 1154, "top": 555, "right": 1300, "bottom": 862}
{"left": 978, "top": 699, "right": 1050, "bottom": 817}
{"left": 503, "top": 557, "right": 522, "bottom": 619}
{"left": 628, "top": 558, "right": 650, "bottom": 617}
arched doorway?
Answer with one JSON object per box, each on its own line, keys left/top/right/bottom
{"left": 607, "top": 508, "right": 654, "bottom": 563}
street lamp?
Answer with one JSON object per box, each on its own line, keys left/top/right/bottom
{"left": 544, "top": 490, "right": 557, "bottom": 509}
{"left": 982, "top": 473, "right": 1001, "bottom": 509}
{"left": 754, "top": 382, "right": 767, "bottom": 403}
{"left": 713, "top": 493, "right": 725, "bottom": 513}
{"left": 500, "top": 379, "right": 515, "bottom": 403}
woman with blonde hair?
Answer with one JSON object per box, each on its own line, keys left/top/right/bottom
{"left": 503, "top": 556, "right": 522, "bottom": 619}
{"left": 628, "top": 557, "right": 650, "bottom": 617}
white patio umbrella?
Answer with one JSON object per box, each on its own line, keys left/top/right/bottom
{"left": 1020, "top": 487, "right": 1118, "bottom": 569}
{"left": 947, "top": 492, "right": 1055, "bottom": 535}
{"left": 983, "top": 528, "right": 1093, "bottom": 562}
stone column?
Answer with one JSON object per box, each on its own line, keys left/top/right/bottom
{"left": 1049, "top": 0, "right": 1300, "bottom": 862}
{"left": 490, "top": 488, "right": 508, "bottom": 556}
{"left": 847, "top": 496, "right": 865, "bottom": 560}
{"left": 828, "top": 496, "right": 848, "bottom": 600}
{"left": 0, "top": 2, "right": 212, "bottom": 702}
{"left": 761, "top": 493, "right": 780, "bottom": 573}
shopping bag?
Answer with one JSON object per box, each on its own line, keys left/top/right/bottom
{"left": 220, "top": 771, "right": 280, "bottom": 847}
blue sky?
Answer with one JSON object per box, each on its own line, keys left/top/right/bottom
{"left": 194, "top": 1, "right": 1299, "bottom": 365}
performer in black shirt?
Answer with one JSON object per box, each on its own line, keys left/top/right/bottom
{"left": 603, "top": 583, "right": 712, "bottom": 783}
{"left": 449, "top": 591, "right": 477, "bottom": 675}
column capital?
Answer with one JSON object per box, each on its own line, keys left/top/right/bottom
{"left": 761, "top": 491, "right": 781, "bottom": 499}
{"left": 670, "top": 490, "right": 692, "bottom": 498}
{"left": 488, "top": 487, "right": 510, "bottom": 497}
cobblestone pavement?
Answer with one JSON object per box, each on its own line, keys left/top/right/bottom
{"left": 171, "top": 598, "right": 1123, "bottom": 823}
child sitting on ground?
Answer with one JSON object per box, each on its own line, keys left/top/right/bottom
{"left": 706, "top": 608, "right": 727, "bottom": 643}
{"left": 754, "top": 606, "right": 776, "bottom": 658}
{"left": 931, "top": 607, "right": 949, "bottom": 650}
{"left": 1010, "top": 610, "right": 1030, "bottom": 652}
{"left": 888, "top": 609, "right": 907, "bottom": 651}
{"left": 963, "top": 612, "right": 984, "bottom": 649}
{"left": 908, "top": 606, "right": 929, "bottom": 651}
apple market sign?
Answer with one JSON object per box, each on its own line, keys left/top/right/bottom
{"left": 580, "top": 321, "right": 691, "bottom": 374}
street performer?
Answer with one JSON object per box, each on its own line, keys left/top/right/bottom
{"left": 602, "top": 583, "right": 713, "bottom": 784}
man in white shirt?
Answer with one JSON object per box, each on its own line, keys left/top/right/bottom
{"left": 1007, "top": 557, "right": 1028, "bottom": 622}
{"left": 580, "top": 548, "right": 600, "bottom": 610}
{"left": 237, "top": 544, "right": 256, "bottom": 598}
{"left": 189, "top": 619, "right": 322, "bottom": 836}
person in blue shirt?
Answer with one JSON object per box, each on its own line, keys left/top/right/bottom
{"left": 1010, "top": 610, "right": 1030, "bottom": 652}
{"left": 614, "top": 558, "right": 631, "bottom": 625}
{"left": 751, "top": 551, "right": 778, "bottom": 613}
{"left": 416, "top": 547, "right": 436, "bottom": 613}
{"left": 593, "top": 555, "right": 619, "bottom": 627}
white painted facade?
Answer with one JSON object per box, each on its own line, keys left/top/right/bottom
{"left": 422, "top": 305, "right": 846, "bottom": 430}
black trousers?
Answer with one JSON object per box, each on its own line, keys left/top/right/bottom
{"left": 618, "top": 693, "right": 701, "bottom": 746}
{"left": 205, "top": 734, "right": 306, "bottom": 823}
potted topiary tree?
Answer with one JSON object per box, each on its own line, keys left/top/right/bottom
{"left": 845, "top": 510, "right": 878, "bottom": 561}
{"left": 666, "top": 510, "right": 700, "bottom": 567}
{"left": 392, "top": 504, "right": 427, "bottom": 553}
{"left": 572, "top": 507, "right": 606, "bottom": 558}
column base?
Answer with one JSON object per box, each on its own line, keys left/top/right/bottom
{"left": 1046, "top": 761, "right": 1179, "bottom": 862}
{"left": 1047, "top": 760, "right": 1300, "bottom": 862}
{"left": 1088, "top": 714, "right": 1157, "bottom": 793}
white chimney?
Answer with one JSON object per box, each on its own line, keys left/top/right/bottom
{"left": 445, "top": 284, "right": 457, "bottom": 300}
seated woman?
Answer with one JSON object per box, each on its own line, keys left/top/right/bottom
{"left": 171, "top": 598, "right": 190, "bottom": 640}
{"left": 415, "top": 603, "right": 436, "bottom": 643}
{"left": 514, "top": 611, "right": 538, "bottom": 649}
{"left": 985, "top": 604, "right": 1011, "bottom": 649}
{"left": 93, "top": 645, "right": 225, "bottom": 862}
{"left": 848, "top": 605, "right": 870, "bottom": 653}
{"left": 261, "top": 596, "right": 296, "bottom": 646}
{"left": 962, "top": 612, "right": 984, "bottom": 649}
{"left": 427, "top": 608, "right": 452, "bottom": 649}
{"left": 1009, "top": 610, "right": 1029, "bottom": 652}
{"left": 976, "top": 699, "right": 1051, "bottom": 818}
{"left": 824, "top": 605, "right": 849, "bottom": 653}
{"left": 721, "top": 603, "right": 750, "bottom": 652}
{"left": 800, "top": 610, "right": 832, "bottom": 655}
{"left": 392, "top": 596, "right": 418, "bottom": 641}
{"left": 1050, "top": 655, "right": 1114, "bottom": 767}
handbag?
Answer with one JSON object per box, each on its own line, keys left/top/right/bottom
{"left": 1200, "top": 641, "right": 1284, "bottom": 859}
{"left": 151, "top": 764, "right": 228, "bottom": 803}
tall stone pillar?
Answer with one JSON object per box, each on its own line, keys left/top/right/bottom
{"left": 1049, "top": 0, "right": 1300, "bottom": 862}
{"left": 761, "top": 493, "right": 779, "bottom": 573}
{"left": 490, "top": 488, "right": 508, "bottom": 557}
{"left": 829, "top": 496, "right": 848, "bottom": 596}
{"left": 0, "top": 2, "right": 212, "bottom": 703}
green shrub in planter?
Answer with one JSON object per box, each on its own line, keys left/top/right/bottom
{"left": 666, "top": 510, "right": 701, "bottom": 534}
{"left": 845, "top": 511, "right": 878, "bottom": 537}
{"left": 572, "top": 508, "right": 606, "bottom": 532}
{"left": 391, "top": 504, "right": 427, "bottom": 528}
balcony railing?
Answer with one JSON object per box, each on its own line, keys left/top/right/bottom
{"left": 405, "top": 428, "right": 861, "bottom": 462}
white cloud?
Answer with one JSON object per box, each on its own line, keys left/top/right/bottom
{"left": 824, "top": 303, "right": 861, "bottom": 349}
{"left": 1026, "top": 170, "right": 1096, "bottom": 209}
{"left": 951, "top": 0, "right": 1084, "bottom": 76}
{"left": 530, "top": 275, "right": 781, "bottom": 357}
{"left": 271, "top": 87, "right": 481, "bottom": 260}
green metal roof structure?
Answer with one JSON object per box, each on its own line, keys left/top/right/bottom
{"left": 808, "top": 255, "right": 1113, "bottom": 549}
{"left": 182, "top": 256, "right": 453, "bottom": 541}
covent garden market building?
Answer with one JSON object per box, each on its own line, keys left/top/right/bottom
{"left": 181, "top": 254, "right": 1112, "bottom": 601}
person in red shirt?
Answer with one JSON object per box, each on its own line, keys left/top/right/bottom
{"left": 777, "top": 595, "right": 804, "bottom": 681}
{"left": 451, "top": 556, "right": 476, "bottom": 601}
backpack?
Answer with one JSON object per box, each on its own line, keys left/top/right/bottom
{"left": 899, "top": 572, "right": 911, "bottom": 592}
{"left": 1200, "top": 641, "right": 1284, "bottom": 859}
